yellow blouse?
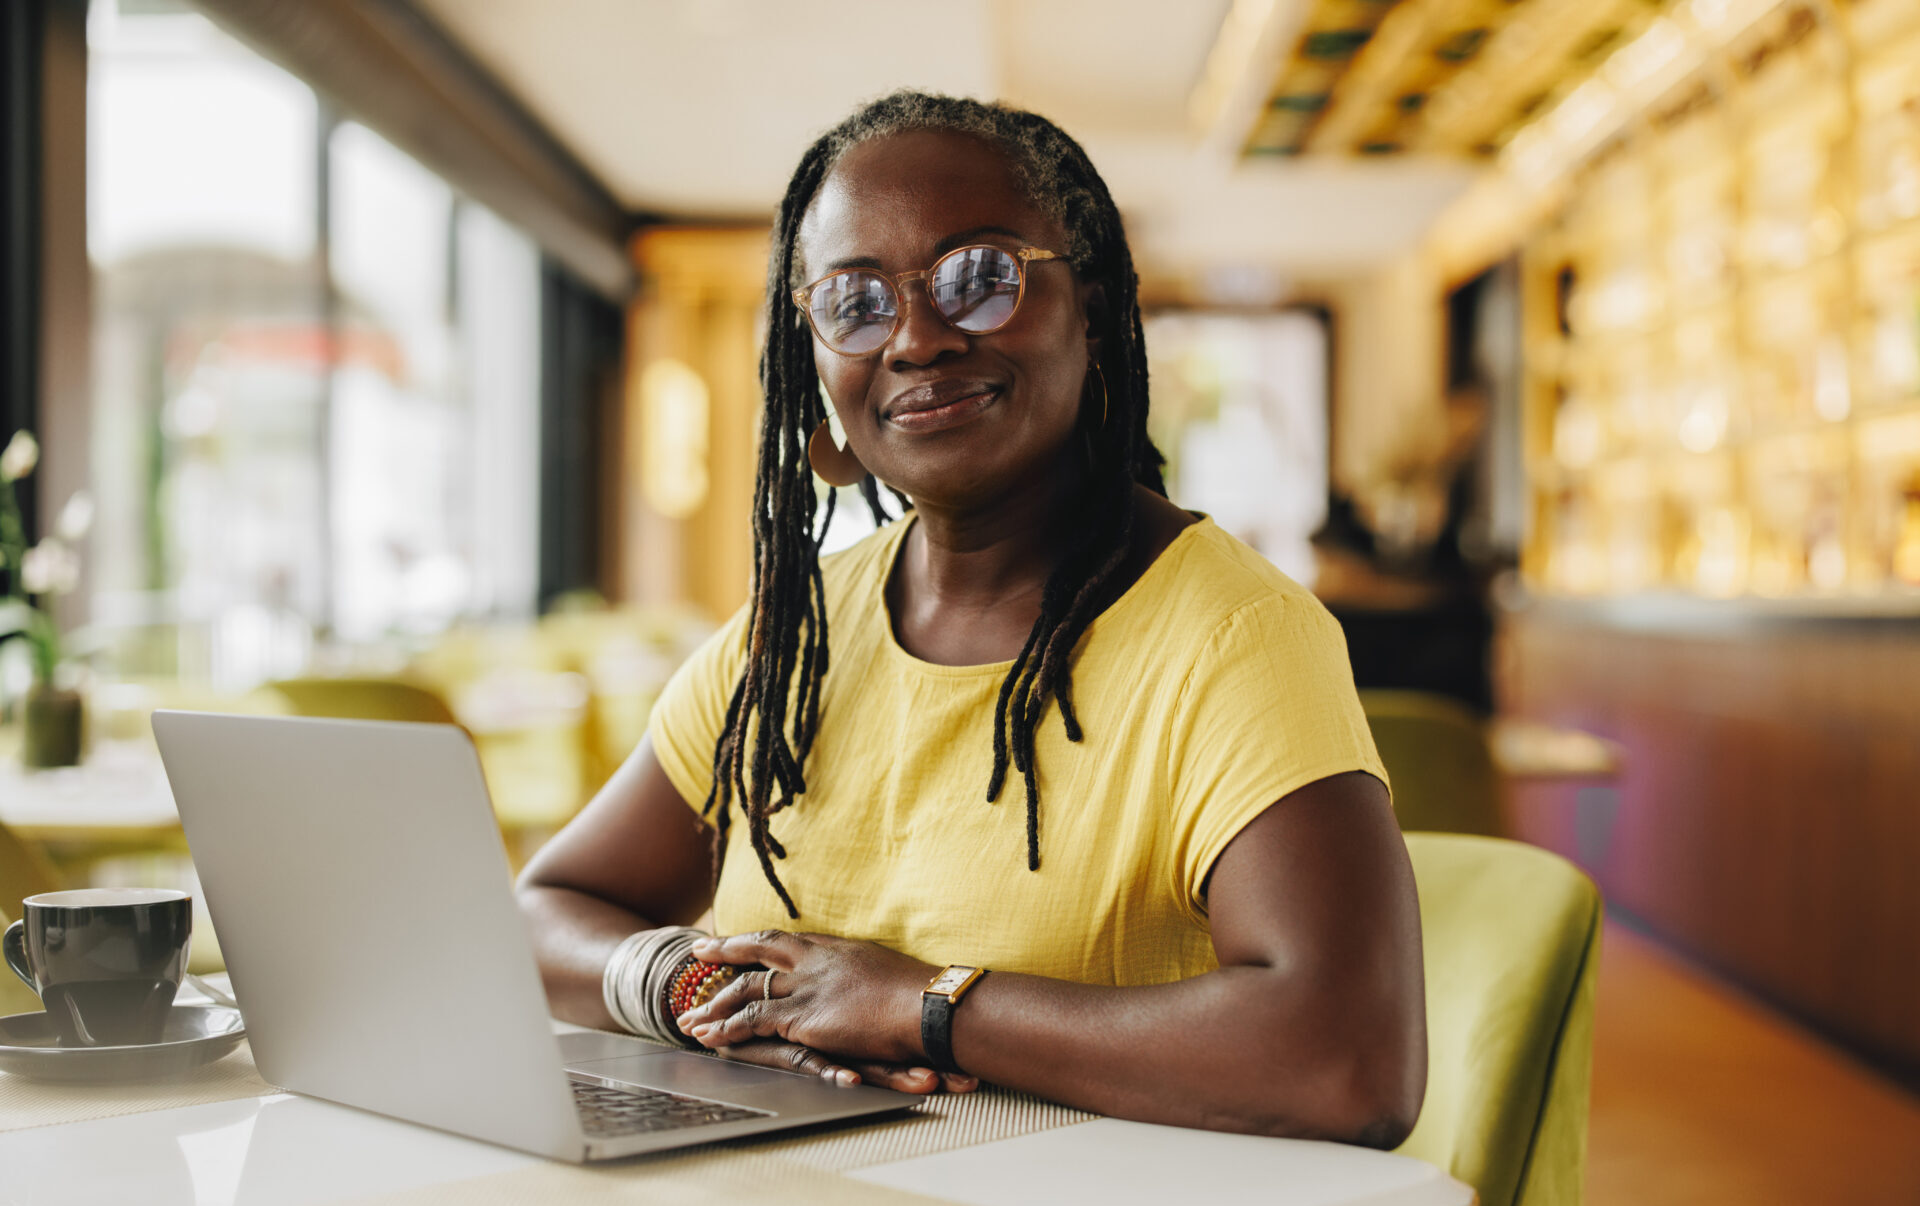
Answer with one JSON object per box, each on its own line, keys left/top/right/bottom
{"left": 649, "top": 515, "right": 1386, "bottom": 987}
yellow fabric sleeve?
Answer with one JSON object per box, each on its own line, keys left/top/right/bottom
{"left": 1167, "top": 591, "right": 1389, "bottom": 921}
{"left": 648, "top": 603, "right": 751, "bottom": 818}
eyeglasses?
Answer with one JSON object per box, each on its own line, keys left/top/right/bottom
{"left": 792, "top": 244, "right": 1066, "bottom": 356}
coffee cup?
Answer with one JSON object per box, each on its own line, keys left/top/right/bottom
{"left": 2, "top": 888, "right": 192, "bottom": 1047}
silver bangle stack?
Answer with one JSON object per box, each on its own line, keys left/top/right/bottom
{"left": 601, "top": 926, "right": 707, "bottom": 1046}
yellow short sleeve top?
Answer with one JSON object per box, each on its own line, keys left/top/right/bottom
{"left": 649, "top": 514, "right": 1386, "bottom": 988}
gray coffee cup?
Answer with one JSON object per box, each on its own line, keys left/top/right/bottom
{"left": 3, "top": 888, "right": 193, "bottom": 1046}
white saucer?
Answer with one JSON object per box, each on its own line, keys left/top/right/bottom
{"left": 0, "top": 1005, "right": 247, "bottom": 1083}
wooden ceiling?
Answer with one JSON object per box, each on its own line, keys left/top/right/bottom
{"left": 1246, "top": 0, "right": 1668, "bottom": 158}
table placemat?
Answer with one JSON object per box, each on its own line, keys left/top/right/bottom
{"left": 347, "top": 1086, "right": 1097, "bottom": 1206}
{"left": 0, "top": 1040, "right": 276, "bottom": 1132}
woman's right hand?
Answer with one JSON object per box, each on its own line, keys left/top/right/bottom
{"left": 515, "top": 736, "right": 973, "bottom": 1096}
{"left": 713, "top": 1036, "right": 977, "bottom": 1095}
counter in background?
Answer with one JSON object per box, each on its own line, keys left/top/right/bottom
{"left": 1497, "top": 596, "right": 1920, "bottom": 1086}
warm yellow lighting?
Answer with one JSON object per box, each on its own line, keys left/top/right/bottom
{"left": 1553, "top": 400, "right": 1605, "bottom": 469}
{"left": 1685, "top": 0, "right": 1736, "bottom": 35}
{"left": 1813, "top": 338, "right": 1851, "bottom": 422}
{"left": 1684, "top": 0, "right": 1778, "bottom": 39}
{"left": 1873, "top": 314, "right": 1920, "bottom": 398}
{"left": 1605, "top": 18, "right": 1687, "bottom": 95}
{"left": 1809, "top": 531, "right": 1849, "bottom": 592}
{"left": 639, "top": 358, "right": 711, "bottom": 520}
{"left": 1501, "top": 125, "right": 1561, "bottom": 189}
{"left": 1493, "top": 0, "right": 1792, "bottom": 196}
{"left": 1677, "top": 395, "right": 1727, "bottom": 453}
{"left": 1896, "top": 487, "right": 1920, "bottom": 585}
{"left": 1551, "top": 79, "right": 1618, "bottom": 150}
{"left": 1693, "top": 507, "right": 1749, "bottom": 597}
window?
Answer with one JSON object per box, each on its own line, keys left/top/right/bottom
{"left": 1145, "top": 310, "right": 1330, "bottom": 584}
{"left": 87, "top": 2, "right": 540, "bottom": 688}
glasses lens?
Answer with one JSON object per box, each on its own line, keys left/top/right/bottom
{"left": 932, "top": 247, "right": 1022, "bottom": 333}
{"left": 809, "top": 272, "right": 897, "bottom": 354}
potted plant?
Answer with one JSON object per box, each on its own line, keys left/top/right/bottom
{"left": 1, "top": 430, "right": 92, "bottom": 768}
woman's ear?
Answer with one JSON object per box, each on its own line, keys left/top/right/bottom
{"left": 1081, "top": 281, "right": 1108, "bottom": 361}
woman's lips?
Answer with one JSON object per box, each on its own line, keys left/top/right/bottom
{"left": 886, "top": 387, "right": 1001, "bottom": 433}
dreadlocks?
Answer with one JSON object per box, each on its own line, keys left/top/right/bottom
{"left": 702, "top": 91, "right": 1168, "bottom": 917}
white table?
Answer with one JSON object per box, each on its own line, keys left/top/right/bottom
{"left": 2, "top": 749, "right": 1477, "bottom": 1205}
{"left": 0, "top": 739, "right": 184, "bottom": 844}
{"left": 1, "top": 1078, "right": 1474, "bottom": 1206}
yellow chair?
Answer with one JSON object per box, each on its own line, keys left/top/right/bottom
{"left": 0, "top": 817, "right": 65, "bottom": 936}
{"left": 272, "top": 670, "right": 587, "bottom": 835}
{"left": 265, "top": 677, "right": 460, "bottom": 727}
{"left": 0, "top": 909, "right": 44, "bottom": 1017}
{"left": 96, "top": 677, "right": 293, "bottom": 748}
{"left": 0, "top": 821, "right": 66, "bottom": 1016}
{"left": 1396, "top": 833, "right": 1602, "bottom": 1206}
{"left": 1361, "top": 689, "right": 1503, "bottom": 837}
{"left": 536, "top": 607, "right": 698, "bottom": 792}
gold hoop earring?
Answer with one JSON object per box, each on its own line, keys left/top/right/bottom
{"left": 807, "top": 420, "right": 866, "bottom": 487}
{"left": 1088, "top": 362, "right": 1109, "bottom": 427}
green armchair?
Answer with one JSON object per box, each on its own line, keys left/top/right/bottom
{"left": 1396, "top": 833, "right": 1603, "bottom": 1206}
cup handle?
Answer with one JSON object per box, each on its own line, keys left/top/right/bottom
{"left": 2, "top": 920, "right": 35, "bottom": 992}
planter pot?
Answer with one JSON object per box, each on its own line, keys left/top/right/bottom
{"left": 22, "top": 686, "right": 85, "bottom": 769}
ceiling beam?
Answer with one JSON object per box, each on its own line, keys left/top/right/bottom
{"left": 194, "top": 0, "right": 634, "bottom": 300}
{"left": 1189, "top": 0, "right": 1315, "bottom": 164}
{"left": 1302, "top": 0, "right": 1454, "bottom": 155}
{"left": 1413, "top": 0, "right": 1643, "bottom": 155}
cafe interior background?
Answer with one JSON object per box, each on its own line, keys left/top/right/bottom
{"left": 4, "top": 0, "right": 1920, "bottom": 1199}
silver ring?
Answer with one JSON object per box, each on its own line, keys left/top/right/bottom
{"left": 762, "top": 969, "right": 777, "bottom": 1002}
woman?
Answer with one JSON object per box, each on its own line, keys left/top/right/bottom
{"left": 518, "top": 91, "right": 1425, "bottom": 1146}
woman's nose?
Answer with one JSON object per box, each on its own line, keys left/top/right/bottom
{"left": 885, "top": 281, "right": 971, "bottom": 368}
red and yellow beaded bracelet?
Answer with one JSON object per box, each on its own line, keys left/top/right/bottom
{"left": 666, "top": 958, "right": 739, "bottom": 1019}
{"left": 686, "top": 965, "right": 738, "bottom": 1012}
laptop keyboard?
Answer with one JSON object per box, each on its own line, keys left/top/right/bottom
{"left": 570, "top": 1077, "right": 773, "bottom": 1138}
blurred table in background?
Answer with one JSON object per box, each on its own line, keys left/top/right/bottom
{"left": 0, "top": 738, "right": 185, "bottom": 849}
{"left": 0, "top": 603, "right": 712, "bottom": 875}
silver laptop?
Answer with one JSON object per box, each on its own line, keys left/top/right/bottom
{"left": 151, "top": 710, "right": 917, "bottom": 1162}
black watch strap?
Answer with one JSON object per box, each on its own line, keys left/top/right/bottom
{"left": 919, "top": 965, "right": 985, "bottom": 1075}
{"left": 921, "top": 992, "right": 960, "bottom": 1073}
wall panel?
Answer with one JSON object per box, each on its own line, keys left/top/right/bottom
{"left": 1500, "top": 606, "right": 1920, "bottom": 1078}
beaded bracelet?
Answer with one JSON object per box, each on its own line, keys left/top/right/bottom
{"left": 601, "top": 928, "right": 755, "bottom": 1048}
{"left": 669, "top": 960, "right": 737, "bottom": 1017}
{"left": 603, "top": 926, "right": 706, "bottom": 1046}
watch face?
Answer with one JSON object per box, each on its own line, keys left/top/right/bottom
{"left": 928, "top": 966, "right": 977, "bottom": 995}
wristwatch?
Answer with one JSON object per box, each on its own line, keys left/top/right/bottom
{"left": 920, "top": 964, "right": 986, "bottom": 1074}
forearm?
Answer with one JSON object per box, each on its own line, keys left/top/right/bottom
{"left": 513, "top": 735, "right": 720, "bottom": 1030}
{"left": 944, "top": 965, "right": 1421, "bottom": 1145}
{"left": 517, "top": 883, "right": 663, "bottom": 1030}
{"left": 675, "top": 780, "right": 1423, "bottom": 1129}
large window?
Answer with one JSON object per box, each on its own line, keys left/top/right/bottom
{"left": 1145, "top": 310, "right": 1330, "bottom": 585}
{"left": 87, "top": 2, "right": 541, "bottom": 688}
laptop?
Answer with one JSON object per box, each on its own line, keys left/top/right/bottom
{"left": 151, "top": 710, "right": 918, "bottom": 1162}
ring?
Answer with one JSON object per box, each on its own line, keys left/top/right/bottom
{"left": 762, "top": 969, "right": 778, "bottom": 1002}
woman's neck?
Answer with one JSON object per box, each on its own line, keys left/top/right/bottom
{"left": 880, "top": 444, "right": 1098, "bottom": 668}
{"left": 900, "top": 460, "right": 1086, "bottom": 611}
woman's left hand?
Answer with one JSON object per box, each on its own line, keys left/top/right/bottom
{"left": 677, "top": 930, "right": 975, "bottom": 1090}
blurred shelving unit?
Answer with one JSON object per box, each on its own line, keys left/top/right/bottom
{"left": 1522, "top": 0, "right": 1920, "bottom": 606}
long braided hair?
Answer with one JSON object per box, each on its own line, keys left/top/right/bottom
{"left": 702, "top": 91, "right": 1168, "bottom": 918}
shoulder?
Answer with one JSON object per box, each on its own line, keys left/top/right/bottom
{"left": 1160, "top": 517, "right": 1339, "bottom": 644}
{"left": 1134, "top": 519, "right": 1355, "bottom": 719}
